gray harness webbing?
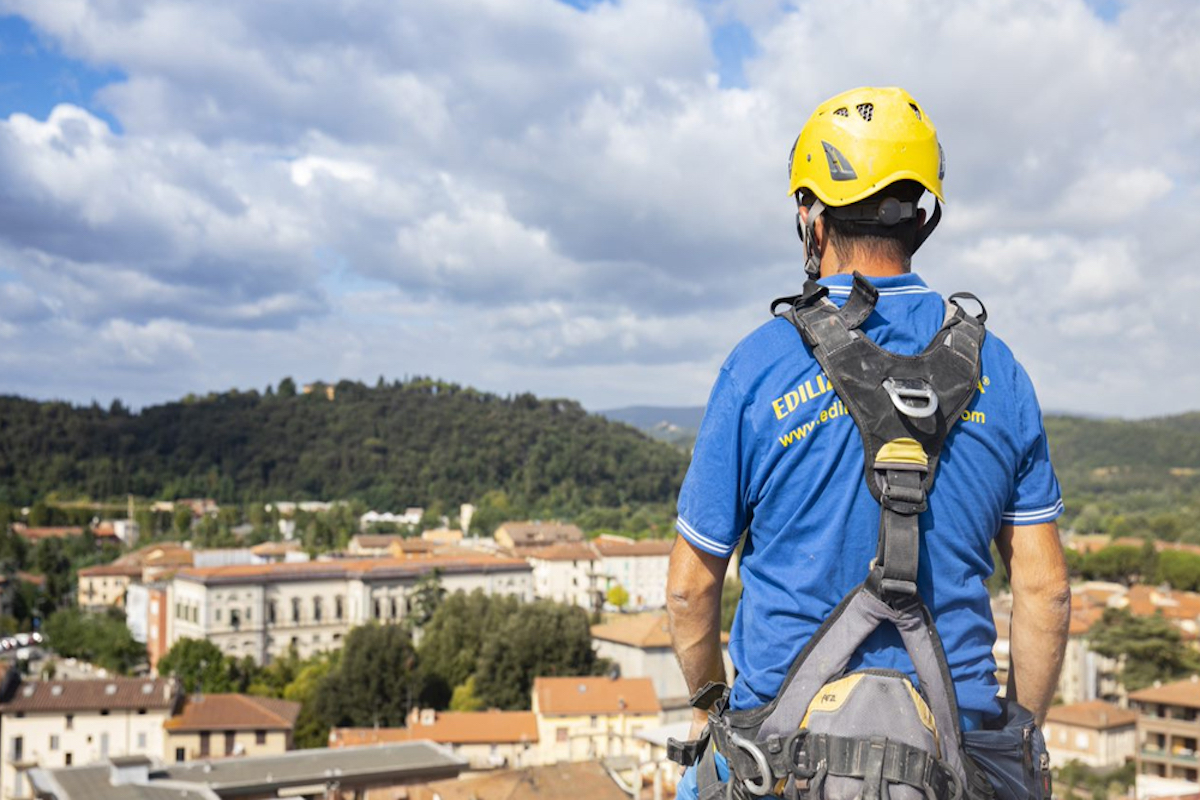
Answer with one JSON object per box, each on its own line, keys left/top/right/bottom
{"left": 671, "top": 273, "right": 988, "bottom": 800}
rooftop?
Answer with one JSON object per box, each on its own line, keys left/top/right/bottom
{"left": 0, "top": 677, "right": 178, "bottom": 713}
{"left": 78, "top": 563, "right": 145, "bottom": 579}
{"left": 534, "top": 676, "right": 660, "bottom": 716}
{"left": 29, "top": 743, "right": 466, "bottom": 800}
{"left": 526, "top": 543, "right": 597, "bottom": 562}
{"left": 591, "top": 536, "right": 673, "bottom": 557}
{"left": 1044, "top": 701, "right": 1138, "bottom": 730}
{"left": 165, "top": 694, "right": 300, "bottom": 732}
{"left": 495, "top": 521, "right": 584, "bottom": 546}
{"left": 591, "top": 613, "right": 673, "bottom": 649}
{"left": 330, "top": 710, "right": 538, "bottom": 746}
{"left": 1130, "top": 677, "right": 1200, "bottom": 710}
{"left": 409, "top": 761, "right": 626, "bottom": 800}
{"left": 176, "top": 554, "right": 530, "bottom": 585}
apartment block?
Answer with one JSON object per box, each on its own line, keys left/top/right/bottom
{"left": 531, "top": 676, "right": 661, "bottom": 765}
{"left": 330, "top": 708, "right": 538, "bottom": 771}
{"left": 76, "top": 564, "right": 143, "bottom": 610}
{"left": 167, "top": 555, "right": 533, "bottom": 664}
{"left": 1131, "top": 677, "right": 1200, "bottom": 783}
{"left": 1042, "top": 701, "right": 1136, "bottom": 769}
{"left": 0, "top": 675, "right": 181, "bottom": 800}
{"left": 526, "top": 544, "right": 601, "bottom": 611}
{"left": 590, "top": 536, "right": 672, "bottom": 610}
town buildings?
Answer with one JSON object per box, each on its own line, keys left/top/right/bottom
{"left": 494, "top": 522, "right": 583, "bottom": 552}
{"left": 1041, "top": 701, "right": 1137, "bottom": 769}
{"left": 163, "top": 695, "right": 300, "bottom": 762}
{"left": 330, "top": 709, "right": 539, "bottom": 771}
{"left": 589, "top": 536, "right": 672, "bottom": 610}
{"left": 1130, "top": 676, "right": 1200, "bottom": 783}
{"left": 531, "top": 676, "right": 661, "bottom": 765}
{"left": 167, "top": 555, "right": 533, "bottom": 663}
{"left": 526, "top": 544, "right": 602, "bottom": 611}
{"left": 0, "top": 674, "right": 182, "bottom": 800}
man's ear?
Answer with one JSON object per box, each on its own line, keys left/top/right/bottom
{"left": 798, "top": 204, "right": 810, "bottom": 226}
{"left": 918, "top": 207, "right": 927, "bottom": 226}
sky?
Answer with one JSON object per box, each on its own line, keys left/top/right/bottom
{"left": 0, "top": 0, "right": 1197, "bottom": 418}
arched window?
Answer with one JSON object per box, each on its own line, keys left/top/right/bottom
{"left": 291, "top": 597, "right": 301, "bottom": 624}
{"left": 313, "top": 597, "right": 323, "bottom": 622}
{"left": 267, "top": 601, "right": 277, "bottom": 625}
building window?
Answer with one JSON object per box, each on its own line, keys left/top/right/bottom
{"left": 199, "top": 732, "right": 211, "bottom": 757}
{"left": 49, "top": 735, "right": 59, "bottom": 751}
{"left": 313, "top": 597, "right": 323, "bottom": 622}
{"left": 335, "top": 596, "right": 344, "bottom": 620}
{"left": 590, "top": 715, "right": 597, "bottom": 726}
{"left": 65, "top": 753, "right": 72, "bottom": 766}
{"left": 390, "top": 598, "right": 398, "bottom": 619}
{"left": 256, "top": 730, "right": 267, "bottom": 745}
{"left": 65, "top": 714, "right": 73, "bottom": 730}
{"left": 268, "top": 601, "right": 277, "bottom": 625}
{"left": 292, "top": 598, "right": 301, "bottom": 623}
{"left": 100, "top": 733, "right": 110, "bottom": 757}
{"left": 215, "top": 608, "right": 222, "bottom": 622}
{"left": 373, "top": 599, "right": 381, "bottom": 619}
{"left": 175, "top": 748, "right": 185, "bottom": 763}
{"left": 224, "top": 731, "right": 236, "bottom": 756}
{"left": 230, "top": 609, "right": 241, "bottom": 630}
{"left": 137, "top": 732, "right": 147, "bottom": 749}
{"left": 556, "top": 728, "right": 568, "bottom": 743}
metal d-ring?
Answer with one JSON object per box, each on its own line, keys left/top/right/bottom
{"left": 882, "top": 377, "right": 939, "bottom": 419}
{"left": 728, "top": 732, "right": 773, "bottom": 796}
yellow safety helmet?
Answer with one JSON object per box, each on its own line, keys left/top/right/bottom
{"left": 787, "top": 87, "right": 944, "bottom": 278}
{"left": 787, "top": 86, "right": 944, "bottom": 205}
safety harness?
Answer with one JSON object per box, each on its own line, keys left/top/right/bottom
{"left": 670, "top": 273, "right": 992, "bottom": 800}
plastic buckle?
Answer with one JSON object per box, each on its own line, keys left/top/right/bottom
{"left": 878, "top": 475, "right": 928, "bottom": 515}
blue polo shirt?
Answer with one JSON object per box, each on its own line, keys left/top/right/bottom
{"left": 676, "top": 272, "right": 1062, "bottom": 720}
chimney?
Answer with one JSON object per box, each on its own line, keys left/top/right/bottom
{"left": 108, "top": 757, "right": 152, "bottom": 787}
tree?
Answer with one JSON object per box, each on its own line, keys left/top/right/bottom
{"left": 606, "top": 584, "right": 629, "bottom": 610}
{"left": 418, "top": 591, "right": 509, "bottom": 708}
{"left": 158, "top": 639, "right": 239, "bottom": 692}
{"left": 407, "top": 571, "right": 446, "bottom": 630}
{"left": 284, "top": 652, "right": 339, "bottom": 748}
{"left": 1080, "top": 546, "right": 1142, "bottom": 584}
{"left": 449, "top": 676, "right": 485, "bottom": 712}
{"left": 1088, "top": 608, "right": 1200, "bottom": 692}
{"left": 43, "top": 608, "right": 145, "bottom": 675}
{"left": 314, "top": 624, "right": 421, "bottom": 728}
{"left": 1156, "top": 551, "right": 1200, "bottom": 592}
{"left": 473, "top": 600, "right": 605, "bottom": 710}
{"left": 278, "top": 377, "right": 297, "bottom": 397}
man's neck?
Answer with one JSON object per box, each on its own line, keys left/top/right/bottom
{"left": 821, "top": 258, "right": 909, "bottom": 279}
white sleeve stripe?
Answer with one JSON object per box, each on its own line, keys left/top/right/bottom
{"left": 675, "top": 517, "right": 738, "bottom": 556}
{"left": 1001, "top": 499, "right": 1064, "bottom": 523}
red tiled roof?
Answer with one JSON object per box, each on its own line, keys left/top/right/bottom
{"left": 526, "top": 543, "right": 597, "bottom": 562}
{"left": 165, "top": 694, "right": 300, "bottom": 731}
{"left": 78, "top": 563, "right": 144, "bottom": 578}
{"left": 0, "top": 678, "right": 178, "bottom": 713}
{"left": 592, "top": 613, "right": 673, "bottom": 649}
{"left": 1045, "top": 701, "right": 1137, "bottom": 730}
{"left": 176, "top": 554, "right": 530, "bottom": 585}
{"left": 1130, "top": 677, "right": 1200, "bottom": 709}
{"left": 591, "top": 537, "right": 673, "bottom": 557}
{"left": 495, "top": 522, "right": 584, "bottom": 546}
{"left": 330, "top": 711, "right": 538, "bottom": 746}
{"left": 11, "top": 524, "right": 87, "bottom": 541}
{"left": 534, "top": 676, "right": 660, "bottom": 716}
{"left": 409, "top": 761, "right": 626, "bottom": 800}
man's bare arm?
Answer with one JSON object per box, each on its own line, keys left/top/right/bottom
{"left": 996, "top": 521, "right": 1070, "bottom": 724}
{"left": 667, "top": 535, "right": 730, "bottom": 733}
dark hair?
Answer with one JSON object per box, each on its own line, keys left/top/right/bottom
{"left": 803, "top": 180, "right": 925, "bottom": 272}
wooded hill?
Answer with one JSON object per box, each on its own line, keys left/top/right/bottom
{"left": 0, "top": 379, "right": 688, "bottom": 511}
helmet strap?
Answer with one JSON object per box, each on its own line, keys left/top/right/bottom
{"left": 797, "top": 199, "right": 825, "bottom": 279}
{"left": 912, "top": 199, "right": 941, "bottom": 254}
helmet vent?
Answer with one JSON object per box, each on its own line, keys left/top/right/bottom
{"left": 833, "top": 107, "right": 849, "bottom": 117}
{"left": 909, "top": 103, "right": 922, "bottom": 120}
{"left": 856, "top": 103, "right": 874, "bottom": 122}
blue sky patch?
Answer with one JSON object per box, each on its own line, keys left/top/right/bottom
{"left": 711, "top": 20, "right": 758, "bottom": 89}
{"left": 0, "top": 14, "right": 125, "bottom": 132}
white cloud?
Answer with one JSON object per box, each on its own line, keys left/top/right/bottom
{"left": 0, "top": 0, "right": 1197, "bottom": 417}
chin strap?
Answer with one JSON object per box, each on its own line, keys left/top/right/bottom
{"left": 796, "top": 199, "right": 825, "bottom": 279}
{"left": 912, "top": 199, "right": 941, "bottom": 254}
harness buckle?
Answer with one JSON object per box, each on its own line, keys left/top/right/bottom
{"left": 728, "top": 732, "right": 774, "bottom": 797}
{"left": 882, "top": 377, "right": 939, "bottom": 419}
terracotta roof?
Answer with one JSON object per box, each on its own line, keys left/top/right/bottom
{"left": 351, "top": 534, "right": 405, "bottom": 549}
{"left": 592, "top": 613, "right": 673, "bottom": 649}
{"left": 176, "top": 554, "right": 530, "bottom": 585}
{"left": 409, "top": 761, "right": 626, "bottom": 800}
{"left": 495, "top": 522, "right": 584, "bottom": 546}
{"left": 330, "top": 711, "right": 538, "bottom": 746}
{"left": 0, "top": 678, "right": 178, "bottom": 713}
{"left": 1045, "top": 701, "right": 1137, "bottom": 729}
{"left": 591, "top": 537, "right": 673, "bottom": 557}
{"left": 165, "top": 694, "right": 300, "bottom": 731}
{"left": 1130, "top": 677, "right": 1200, "bottom": 709}
{"left": 1123, "top": 585, "right": 1200, "bottom": 622}
{"left": 11, "top": 524, "right": 87, "bottom": 541}
{"left": 534, "top": 676, "right": 660, "bottom": 716}
{"left": 1069, "top": 604, "right": 1105, "bottom": 636}
{"left": 249, "top": 541, "right": 303, "bottom": 556}
{"left": 526, "top": 543, "right": 597, "bottom": 562}
{"left": 78, "top": 563, "right": 144, "bottom": 578}
{"left": 115, "top": 542, "right": 193, "bottom": 568}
